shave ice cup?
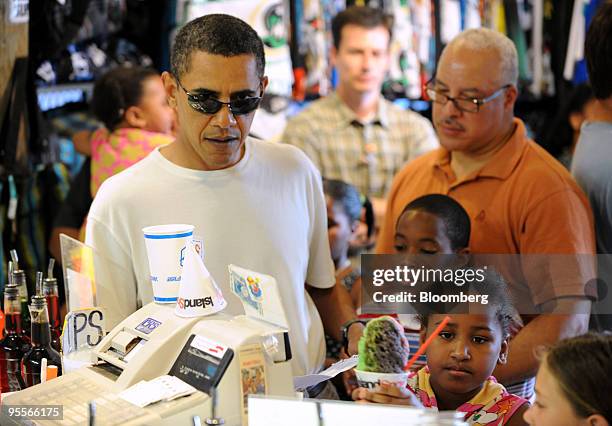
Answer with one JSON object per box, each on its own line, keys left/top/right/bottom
{"left": 354, "top": 369, "right": 409, "bottom": 389}
{"left": 142, "top": 224, "right": 194, "bottom": 303}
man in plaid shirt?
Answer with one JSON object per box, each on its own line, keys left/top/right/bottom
{"left": 282, "top": 6, "right": 437, "bottom": 225}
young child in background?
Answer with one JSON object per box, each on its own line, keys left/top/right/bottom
{"left": 323, "top": 178, "right": 363, "bottom": 308}
{"left": 89, "top": 65, "right": 176, "bottom": 198}
{"left": 523, "top": 333, "right": 612, "bottom": 426}
{"left": 392, "top": 194, "right": 470, "bottom": 256}
{"left": 354, "top": 271, "right": 529, "bottom": 425}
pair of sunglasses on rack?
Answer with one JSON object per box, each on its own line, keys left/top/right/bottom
{"left": 175, "top": 76, "right": 263, "bottom": 116}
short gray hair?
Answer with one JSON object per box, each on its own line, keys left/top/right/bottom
{"left": 445, "top": 28, "right": 518, "bottom": 86}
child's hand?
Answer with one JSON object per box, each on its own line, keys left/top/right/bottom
{"left": 341, "top": 369, "right": 358, "bottom": 395}
{"left": 352, "top": 383, "right": 423, "bottom": 407}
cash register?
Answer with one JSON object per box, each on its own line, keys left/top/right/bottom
{"left": 0, "top": 302, "right": 294, "bottom": 426}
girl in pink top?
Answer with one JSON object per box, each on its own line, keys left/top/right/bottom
{"left": 89, "top": 66, "right": 176, "bottom": 197}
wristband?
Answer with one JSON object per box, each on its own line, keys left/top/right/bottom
{"left": 341, "top": 319, "right": 367, "bottom": 354}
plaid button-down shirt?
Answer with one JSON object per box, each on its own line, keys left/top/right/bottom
{"left": 282, "top": 92, "right": 438, "bottom": 198}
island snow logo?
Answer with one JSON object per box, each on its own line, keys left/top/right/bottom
{"left": 177, "top": 296, "right": 214, "bottom": 310}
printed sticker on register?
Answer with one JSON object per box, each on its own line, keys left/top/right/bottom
{"left": 228, "top": 265, "right": 289, "bottom": 329}
{"left": 230, "top": 269, "right": 262, "bottom": 313}
{"left": 190, "top": 335, "right": 228, "bottom": 359}
{"left": 135, "top": 317, "right": 162, "bottom": 335}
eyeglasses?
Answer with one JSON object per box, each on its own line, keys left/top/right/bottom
{"left": 175, "top": 76, "right": 263, "bottom": 116}
{"left": 425, "top": 79, "right": 511, "bottom": 113}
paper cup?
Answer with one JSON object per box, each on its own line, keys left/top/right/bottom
{"left": 354, "top": 369, "right": 409, "bottom": 389}
{"left": 143, "top": 224, "right": 194, "bottom": 303}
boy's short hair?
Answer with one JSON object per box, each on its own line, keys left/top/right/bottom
{"left": 416, "top": 267, "right": 516, "bottom": 338}
{"left": 331, "top": 6, "right": 393, "bottom": 49}
{"left": 585, "top": 1, "right": 612, "bottom": 100}
{"left": 92, "top": 66, "right": 159, "bottom": 131}
{"left": 398, "top": 194, "right": 471, "bottom": 250}
{"left": 171, "top": 14, "right": 266, "bottom": 80}
{"left": 323, "top": 178, "right": 362, "bottom": 223}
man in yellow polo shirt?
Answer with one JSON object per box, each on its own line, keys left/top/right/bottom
{"left": 376, "top": 28, "right": 596, "bottom": 397}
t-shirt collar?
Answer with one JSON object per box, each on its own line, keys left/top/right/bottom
{"left": 154, "top": 136, "right": 252, "bottom": 178}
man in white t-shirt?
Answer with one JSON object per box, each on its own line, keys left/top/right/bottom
{"left": 85, "top": 14, "right": 363, "bottom": 386}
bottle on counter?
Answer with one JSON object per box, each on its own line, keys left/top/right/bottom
{"left": 0, "top": 307, "right": 5, "bottom": 337}
{"left": 43, "top": 259, "right": 61, "bottom": 352}
{"left": 0, "top": 281, "right": 30, "bottom": 392}
{"left": 10, "top": 250, "right": 31, "bottom": 340}
{"left": 21, "top": 272, "right": 62, "bottom": 387}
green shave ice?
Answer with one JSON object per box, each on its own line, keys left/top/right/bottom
{"left": 356, "top": 316, "right": 409, "bottom": 373}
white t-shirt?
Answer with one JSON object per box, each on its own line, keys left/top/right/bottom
{"left": 85, "top": 137, "right": 335, "bottom": 376}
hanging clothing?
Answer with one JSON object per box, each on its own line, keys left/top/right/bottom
{"left": 564, "top": 0, "right": 587, "bottom": 81}
{"left": 569, "top": 0, "right": 603, "bottom": 84}
{"left": 530, "top": 0, "right": 544, "bottom": 96}
{"left": 183, "top": 0, "right": 294, "bottom": 142}
{"left": 504, "top": 0, "right": 531, "bottom": 82}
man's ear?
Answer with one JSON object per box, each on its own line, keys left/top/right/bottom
{"left": 569, "top": 111, "right": 585, "bottom": 132}
{"left": 261, "top": 75, "right": 269, "bottom": 94}
{"left": 124, "top": 106, "right": 147, "bottom": 129}
{"left": 504, "top": 84, "right": 519, "bottom": 110}
{"left": 586, "top": 414, "right": 609, "bottom": 426}
{"left": 497, "top": 337, "right": 509, "bottom": 365}
{"left": 161, "top": 71, "right": 177, "bottom": 108}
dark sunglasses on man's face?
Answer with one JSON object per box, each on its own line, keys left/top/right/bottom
{"left": 175, "top": 76, "right": 263, "bottom": 116}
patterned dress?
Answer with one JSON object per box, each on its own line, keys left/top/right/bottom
{"left": 90, "top": 128, "right": 173, "bottom": 197}
{"left": 407, "top": 367, "right": 528, "bottom": 426}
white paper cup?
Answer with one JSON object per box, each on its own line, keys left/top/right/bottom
{"left": 354, "top": 369, "right": 409, "bottom": 389}
{"left": 143, "top": 224, "right": 194, "bottom": 303}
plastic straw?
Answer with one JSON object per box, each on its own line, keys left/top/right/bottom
{"left": 48, "top": 258, "right": 55, "bottom": 279}
{"left": 9, "top": 250, "right": 18, "bottom": 269}
{"left": 404, "top": 315, "right": 451, "bottom": 371}
{"left": 41, "top": 358, "right": 48, "bottom": 383}
{"left": 36, "top": 271, "right": 43, "bottom": 296}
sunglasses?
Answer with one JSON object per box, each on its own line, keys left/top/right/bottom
{"left": 175, "top": 76, "right": 263, "bottom": 116}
